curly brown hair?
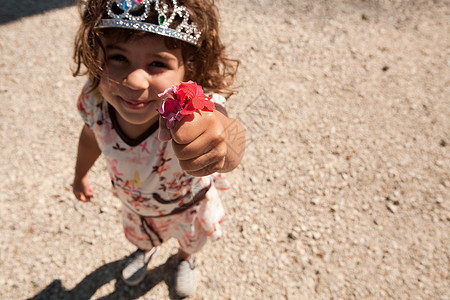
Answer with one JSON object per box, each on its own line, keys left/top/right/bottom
{"left": 73, "top": 0, "right": 239, "bottom": 97}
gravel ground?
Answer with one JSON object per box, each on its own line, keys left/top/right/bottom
{"left": 1, "top": 0, "right": 449, "bottom": 299}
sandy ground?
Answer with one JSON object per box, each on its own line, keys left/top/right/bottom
{"left": 1, "top": 0, "right": 449, "bottom": 299}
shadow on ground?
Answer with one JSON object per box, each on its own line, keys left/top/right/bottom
{"left": 0, "top": 0, "right": 75, "bottom": 24}
{"left": 29, "top": 254, "right": 185, "bottom": 300}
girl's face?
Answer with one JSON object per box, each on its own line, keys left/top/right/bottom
{"left": 99, "top": 33, "right": 185, "bottom": 137}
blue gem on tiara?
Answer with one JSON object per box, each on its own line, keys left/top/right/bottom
{"left": 121, "top": 0, "right": 142, "bottom": 11}
{"left": 96, "top": 0, "right": 201, "bottom": 46}
{"left": 120, "top": 0, "right": 130, "bottom": 11}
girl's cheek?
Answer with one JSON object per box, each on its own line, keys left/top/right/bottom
{"left": 99, "top": 77, "right": 117, "bottom": 97}
{"left": 103, "top": 64, "right": 123, "bottom": 81}
{"left": 101, "top": 73, "right": 120, "bottom": 90}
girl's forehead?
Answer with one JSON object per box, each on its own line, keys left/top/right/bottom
{"left": 102, "top": 31, "right": 184, "bottom": 60}
{"left": 102, "top": 29, "right": 157, "bottom": 43}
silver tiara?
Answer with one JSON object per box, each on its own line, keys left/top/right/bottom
{"left": 96, "top": 0, "right": 201, "bottom": 46}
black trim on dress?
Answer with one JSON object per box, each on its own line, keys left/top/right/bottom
{"left": 108, "top": 103, "right": 159, "bottom": 147}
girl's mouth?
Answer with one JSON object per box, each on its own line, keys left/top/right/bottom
{"left": 121, "top": 98, "right": 151, "bottom": 110}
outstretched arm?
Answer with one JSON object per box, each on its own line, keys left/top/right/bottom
{"left": 73, "top": 124, "right": 102, "bottom": 202}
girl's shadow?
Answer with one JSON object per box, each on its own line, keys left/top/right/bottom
{"left": 30, "top": 254, "right": 185, "bottom": 300}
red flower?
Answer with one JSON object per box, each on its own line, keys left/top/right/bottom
{"left": 158, "top": 81, "right": 215, "bottom": 128}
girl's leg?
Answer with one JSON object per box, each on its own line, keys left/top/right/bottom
{"left": 178, "top": 248, "right": 192, "bottom": 261}
{"left": 121, "top": 206, "right": 159, "bottom": 285}
{"left": 122, "top": 205, "right": 164, "bottom": 250}
{"left": 174, "top": 221, "right": 208, "bottom": 297}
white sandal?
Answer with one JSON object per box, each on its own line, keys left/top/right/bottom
{"left": 175, "top": 256, "right": 197, "bottom": 297}
{"left": 122, "top": 247, "right": 159, "bottom": 286}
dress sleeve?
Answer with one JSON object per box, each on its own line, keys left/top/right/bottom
{"left": 211, "top": 172, "right": 230, "bottom": 191}
{"left": 76, "top": 81, "right": 103, "bottom": 128}
{"left": 210, "top": 93, "right": 227, "bottom": 107}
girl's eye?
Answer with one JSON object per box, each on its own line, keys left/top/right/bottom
{"left": 150, "top": 61, "right": 166, "bottom": 68}
{"left": 109, "top": 54, "right": 127, "bottom": 63}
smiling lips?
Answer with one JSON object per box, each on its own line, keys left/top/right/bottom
{"left": 121, "top": 97, "right": 152, "bottom": 109}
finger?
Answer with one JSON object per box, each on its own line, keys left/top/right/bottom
{"left": 77, "top": 192, "right": 88, "bottom": 202}
{"left": 75, "top": 187, "right": 93, "bottom": 202}
{"left": 84, "top": 188, "right": 94, "bottom": 198}
{"left": 172, "top": 123, "right": 225, "bottom": 160}
{"left": 178, "top": 140, "right": 227, "bottom": 173}
{"left": 83, "top": 192, "right": 93, "bottom": 202}
{"left": 158, "top": 116, "right": 172, "bottom": 142}
{"left": 169, "top": 114, "right": 200, "bottom": 145}
{"left": 184, "top": 156, "right": 226, "bottom": 177}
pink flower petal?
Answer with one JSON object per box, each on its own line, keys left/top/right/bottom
{"left": 157, "top": 81, "right": 216, "bottom": 126}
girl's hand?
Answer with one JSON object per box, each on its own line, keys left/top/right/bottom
{"left": 158, "top": 108, "right": 240, "bottom": 177}
{"left": 73, "top": 174, "right": 94, "bottom": 202}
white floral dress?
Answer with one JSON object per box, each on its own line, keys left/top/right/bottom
{"left": 77, "top": 81, "right": 230, "bottom": 254}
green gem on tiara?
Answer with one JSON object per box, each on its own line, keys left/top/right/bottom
{"left": 158, "top": 14, "right": 166, "bottom": 26}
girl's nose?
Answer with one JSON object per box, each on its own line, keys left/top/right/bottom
{"left": 123, "top": 69, "right": 150, "bottom": 90}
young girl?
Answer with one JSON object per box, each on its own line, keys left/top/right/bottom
{"left": 72, "top": 0, "right": 244, "bottom": 296}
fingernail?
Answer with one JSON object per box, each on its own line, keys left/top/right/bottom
{"left": 158, "top": 129, "right": 170, "bottom": 141}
